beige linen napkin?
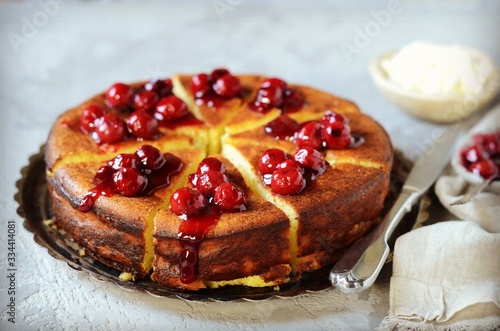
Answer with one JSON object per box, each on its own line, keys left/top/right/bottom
{"left": 379, "top": 221, "right": 500, "bottom": 331}
{"left": 435, "top": 175, "right": 500, "bottom": 233}
{"left": 379, "top": 105, "right": 500, "bottom": 330}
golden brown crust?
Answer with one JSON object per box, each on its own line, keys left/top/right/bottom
{"left": 292, "top": 164, "right": 388, "bottom": 272}
{"left": 287, "top": 84, "right": 361, "bottom": 121}
{"left": 221, "top": 136, "right": 391, "bottom": 273}
{"left": 49, "top": 160, "right": 158, "bottom": 235}
{"left": 49, "top": 184, "right": 148, "bottom": 277}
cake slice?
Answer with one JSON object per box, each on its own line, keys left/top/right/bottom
{"left": 172, "top": 70, "right": 262, "bottom": 154}
{"left": 225, "top": 80, "right": 361, "bottom": 135}
{"left": 222, "top": 110, "right": 392, "bottom": 274}
{"left": 47, "top": 147, "right": 205, "bottom": 279}
{"left": 152, "top": 155, "right": 291, "bottom": 290}
{"left": 46, "top": 83, "right": 209, "bottom": 174}
{"left": 226, "top": 110, "right": 392, "bottom": 171}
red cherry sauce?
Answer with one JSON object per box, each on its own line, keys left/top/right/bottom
{"left": 460, "top": 130, "right": 500, "bottom": 179}
{"left": 264, "top": 115, "right": 299, "bottom": 140}
{"left": 79, "top": 153, "right": 183, "bottom": 212}
{"left": 191, "top": 69, "right": 244, "bottom": 111}
{"left": 142, "top": 153, "right": 184, "bottom": 195}
{"left": 177, "top": 206, "right": 221, "bottom": 284}
{"left": 79, "top": 183, "right": 115, "bottom": 213}
{"left": 158, "top": 113, "right": 204, "bottom": 130}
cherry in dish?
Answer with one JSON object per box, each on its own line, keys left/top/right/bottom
{"left": 460, "top": 130, "right": 500, "bottom": 179}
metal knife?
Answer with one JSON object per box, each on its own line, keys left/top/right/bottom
{"left": 329, "top": 124, "right": 464, "bottom": 293}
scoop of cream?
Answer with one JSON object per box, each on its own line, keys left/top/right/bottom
{"left": 381, "top": 41, "right": 496, "bottom": 96}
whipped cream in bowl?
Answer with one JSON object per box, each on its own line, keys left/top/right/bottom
{"left": 369, "top": 41, "right": 500, "bottom": 123}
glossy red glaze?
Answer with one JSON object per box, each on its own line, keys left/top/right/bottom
{"left": 135, "top": 145, "right": 166, "bottom": 170}
{"left": 81, "top": 105, "right": 104, "bottom": 133}
{"left": 294, "top": 121, "right": 324, "bottom": 150}
{"left": 133, "top": 90, "right": 159, "bottom": 114}
{"left": 106, "top": 83, "right": 132, "bottom": 109}
{"left": 191, "top": 73, "right": 211, "bottom": 98}
{"left": 271, "top": 167, "right": 306, "bottom": 195}
{"left": 92, "top": 114, "right": 126, "bottom": 144}
{"left": 80, "top": 147, "right": 183, "bottom": 211}
{"left": 113, "top": 167, "right": 147, "bottom": 197}
{"left": 213, "top": 182, "right": 247, "bottom": 212}
{"left": 258, "top": 148, "right": 289, "bottom": 175}
{"left": 322, "top": 122, "right": 352, "bottom": 150}
{"left": 197, "top": 157, "right": 227, "bottom": 175}
{"left": 264, "top": 115, "right": 299, "bottom": 140}
{"left": 196, "top": 171, "right": 229, "bottom": 196}
{"left": 155, "top": 95, "right": 189, "bottom": 121}
{"left": 293, "top": 147, "right": 328, "bottom": 178}
{"left": 170, "top": 187, "right": 208, "bottom": 217}
{"left": 212, "top": 74, "right": 241, "bottom": 98}
{"left": 126, "top": 111, "right": 159, "bottom": 139}
{"left": 177, "top": 205, "right": 221, "bottom": 284}
{"left": 145, "top": 79, "right": 173, "bottom": 98}
{"left": 107, "top": 153, "right": 142, "bottom": 171}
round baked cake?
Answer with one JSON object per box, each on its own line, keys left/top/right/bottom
{"left": 45, "top": 68, "right": 393, "bottom": 290}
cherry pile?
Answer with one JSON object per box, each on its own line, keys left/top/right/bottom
{"left": 191, "top": 68, "right": 242, "bottom": 105}
{"left": 258, "top": 147, "right": 328, "bottom": 195}
{"left": 170, "top": 158, "right": 248, "bottom": 284}
{"left": 80, "top": 79, "right": 190, "bottom": 144}
{"left": 265, "top": 110, "right": 357, "bottom": 151}
{"left": 460, "top": 130, "right": 500, "bottom": 179}
{"left": 248, "top": 77, "right": 304, "bottom": 114}
{"left": 258, "top": 110, "right": 363, "bottom": 195}
{"left": 79, "top": 145, "right": 183, "bottom": 212}
{"left": 170, "top": 158, "right": 247, "bottom": 217}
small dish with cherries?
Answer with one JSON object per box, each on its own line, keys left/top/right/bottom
{"left": 451, "top": 107, "right": 500, "bottom": 185}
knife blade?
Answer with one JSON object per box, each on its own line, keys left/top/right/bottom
{"left": 329, "top": 123, "right": 465, "bottom": 293}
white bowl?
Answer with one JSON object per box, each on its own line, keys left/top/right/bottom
{"left": 450, "top": 105, "right": 500, "bottom": 185}
{"left": 369, "top": 51, "right": 500, "bottom": 123}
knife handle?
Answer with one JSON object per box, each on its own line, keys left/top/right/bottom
{"left": 329, "top": 189, "right": 419, "bottom": 293}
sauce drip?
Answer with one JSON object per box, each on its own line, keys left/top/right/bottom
{"left": 79, "top": 152, "right": 183, "bottom": 212}
{"left": 177, "top": 206, "right": 221, "bottom": 284}
{"left": 79, "top": 183, "right": 115, "bottom": 212}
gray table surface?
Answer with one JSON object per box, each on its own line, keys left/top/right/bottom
{"left": 0, "top": 1, "right": 499, "bottom": 330}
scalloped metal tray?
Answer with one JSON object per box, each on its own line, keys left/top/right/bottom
{"left": 15, "top": 146, "right": 418, "bottom": 302}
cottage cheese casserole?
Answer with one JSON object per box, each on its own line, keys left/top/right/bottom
{"left": 45, "top": 69, "right": 393, "bottom": 290}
